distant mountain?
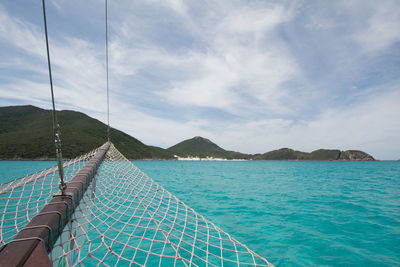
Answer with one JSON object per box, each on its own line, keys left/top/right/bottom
{"left": 168, "top": 136, "right": 252, "bottom": 159}
{"left": 253, "top": 148, "right": 374, "bottom": 161}
{"left": 252, "top": 148, "right": 309, "bottom": 160}
{"left": 169, "top": 137, "right": 375, "bottom": 161}
{"left": 0, "top": 105, "right": 375, "bottom": 161}
{"left": 0, "top": 105, "right": 174, "bottom": 159}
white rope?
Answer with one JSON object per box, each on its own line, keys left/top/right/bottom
{"left": 0, "top": 143, "right": 272, "bottom": 266}
{"left": 49, "top": 144, "right": 273, "bottom": 266}
{"left": 0, "top": 146, "right": 101, "bottom": 246}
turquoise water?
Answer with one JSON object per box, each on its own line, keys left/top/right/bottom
{"left": 0, "top": 161, "right": 56, "bottom": 184}
{"left": 1, "top": 160, "right": 400, "bottom": 266}
{"left": 133, "top": 161, "right": 400, "bottom": 266}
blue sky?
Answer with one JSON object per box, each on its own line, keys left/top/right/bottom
{"left": 0, "top": 0, "right": 399, "bottom": 160}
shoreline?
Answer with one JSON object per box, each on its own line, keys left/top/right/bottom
{"left": 0, "top": 158, "right": 386, "bottom": 161}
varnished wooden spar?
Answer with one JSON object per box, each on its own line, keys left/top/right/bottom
{"left": 0, "top": 142, "right": 110, "bottom": 267}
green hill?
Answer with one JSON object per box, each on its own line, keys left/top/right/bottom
{"left": 168, "top": 136, "right": 252, "bottom": 159}
{"left": 253, "top": 148, "right": 374, "bottom": 161}
{"left": 0, "top": 105, "right": 174, "bottom": 159}
{"left": 309, "top": 149, "right": 341, "bottom": 160}
{"left": 252, "top": 148, "right": 309, "bottom": 160}
{"left": 0, "top": 105, "right": 375, "bottom": 161}
{"left": 168, "top": 137, "right": 374, "bottom": 161}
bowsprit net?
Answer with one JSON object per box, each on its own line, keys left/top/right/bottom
{"left": 0, "top": 143, "right": 273, "bottom": 266}
{"left": 0, "top": 146, "right": 101, "bottom": 247}
{"left": 50, "top": 144, "right": 272, "bottom": 266}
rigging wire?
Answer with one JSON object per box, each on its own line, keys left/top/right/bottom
{"left": 105, "top": 0, "right": 110, "bottom": 142}
{"left": 41, "top": 0, "right": 66, "bottom": 194}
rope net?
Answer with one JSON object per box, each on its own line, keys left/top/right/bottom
{"left": 0, "top": 146, "right": 101, "bottom": 246}
{"left": 1, "top": 143, "right": 272, "bottom": 266}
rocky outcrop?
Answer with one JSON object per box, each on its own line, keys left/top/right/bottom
{"left": 338, "top": 150, "right": 375, "bottom": 161}
{"left": 252, "top": 148, "right": 375, "bottom": 161}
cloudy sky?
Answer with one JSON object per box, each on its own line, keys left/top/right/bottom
{"left": 0, "top": 0, "right": 399, "bottom": 159}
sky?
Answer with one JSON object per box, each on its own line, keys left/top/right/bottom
{"left": 0, "top": 0, "right": 399, "bottom": 160}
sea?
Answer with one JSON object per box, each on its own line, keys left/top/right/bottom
{"left": 0, "top": 160, "right": 399, "bottom": 266}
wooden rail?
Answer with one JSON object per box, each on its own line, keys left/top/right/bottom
{"left": 0, "top": 142, "right": 110, "bottom": 266}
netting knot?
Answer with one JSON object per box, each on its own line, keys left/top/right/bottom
{"left": 59, "top": 182, "right": 67, "bottom": 193}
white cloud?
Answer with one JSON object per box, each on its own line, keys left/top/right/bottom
{"left": 148, "top": 2, "right": 299, "bottom": 115}
{"left": 107, "top": 100, "right": 210, "bottom": 148}
{"left": 211, "top": 88, "right": 400, "bottom": 160}
{"left": 305, "top": 89, "right": 400, "bottom": 152}
{"left": 1, "top": 1, "right": 399, "bottom": 160}
{"left": 157, "top": 0, "right": 187, "bottom": 15}
{"left": 158, "top": 53, "right": 239, "bottom": 109}
{"left": 218, "top": 5, "right": 288, "bottom": 36}
{"left": 101, "top": 1, "right": 300, "bottom": 119}
{"left": 0, "top": 6, "right": 45, "bottom": 58}
{"left": 0, "top": 4, "right": 108, "bottom": 120}
{"left": 121, "top": 86, "right": 400, "bottom": 160}
{"left": 354, "top": 1, "right": 400, "bottom": 53}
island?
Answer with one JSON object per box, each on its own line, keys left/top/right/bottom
{"left": 0, "top": 105, "right": 375, "bottom": 161}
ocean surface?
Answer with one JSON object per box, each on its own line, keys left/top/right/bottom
{"left": 0, "top": 161, "right": 56, "bottom": 183}
{"left": 1, "top": 160, "right": 399, "bottom": 266}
